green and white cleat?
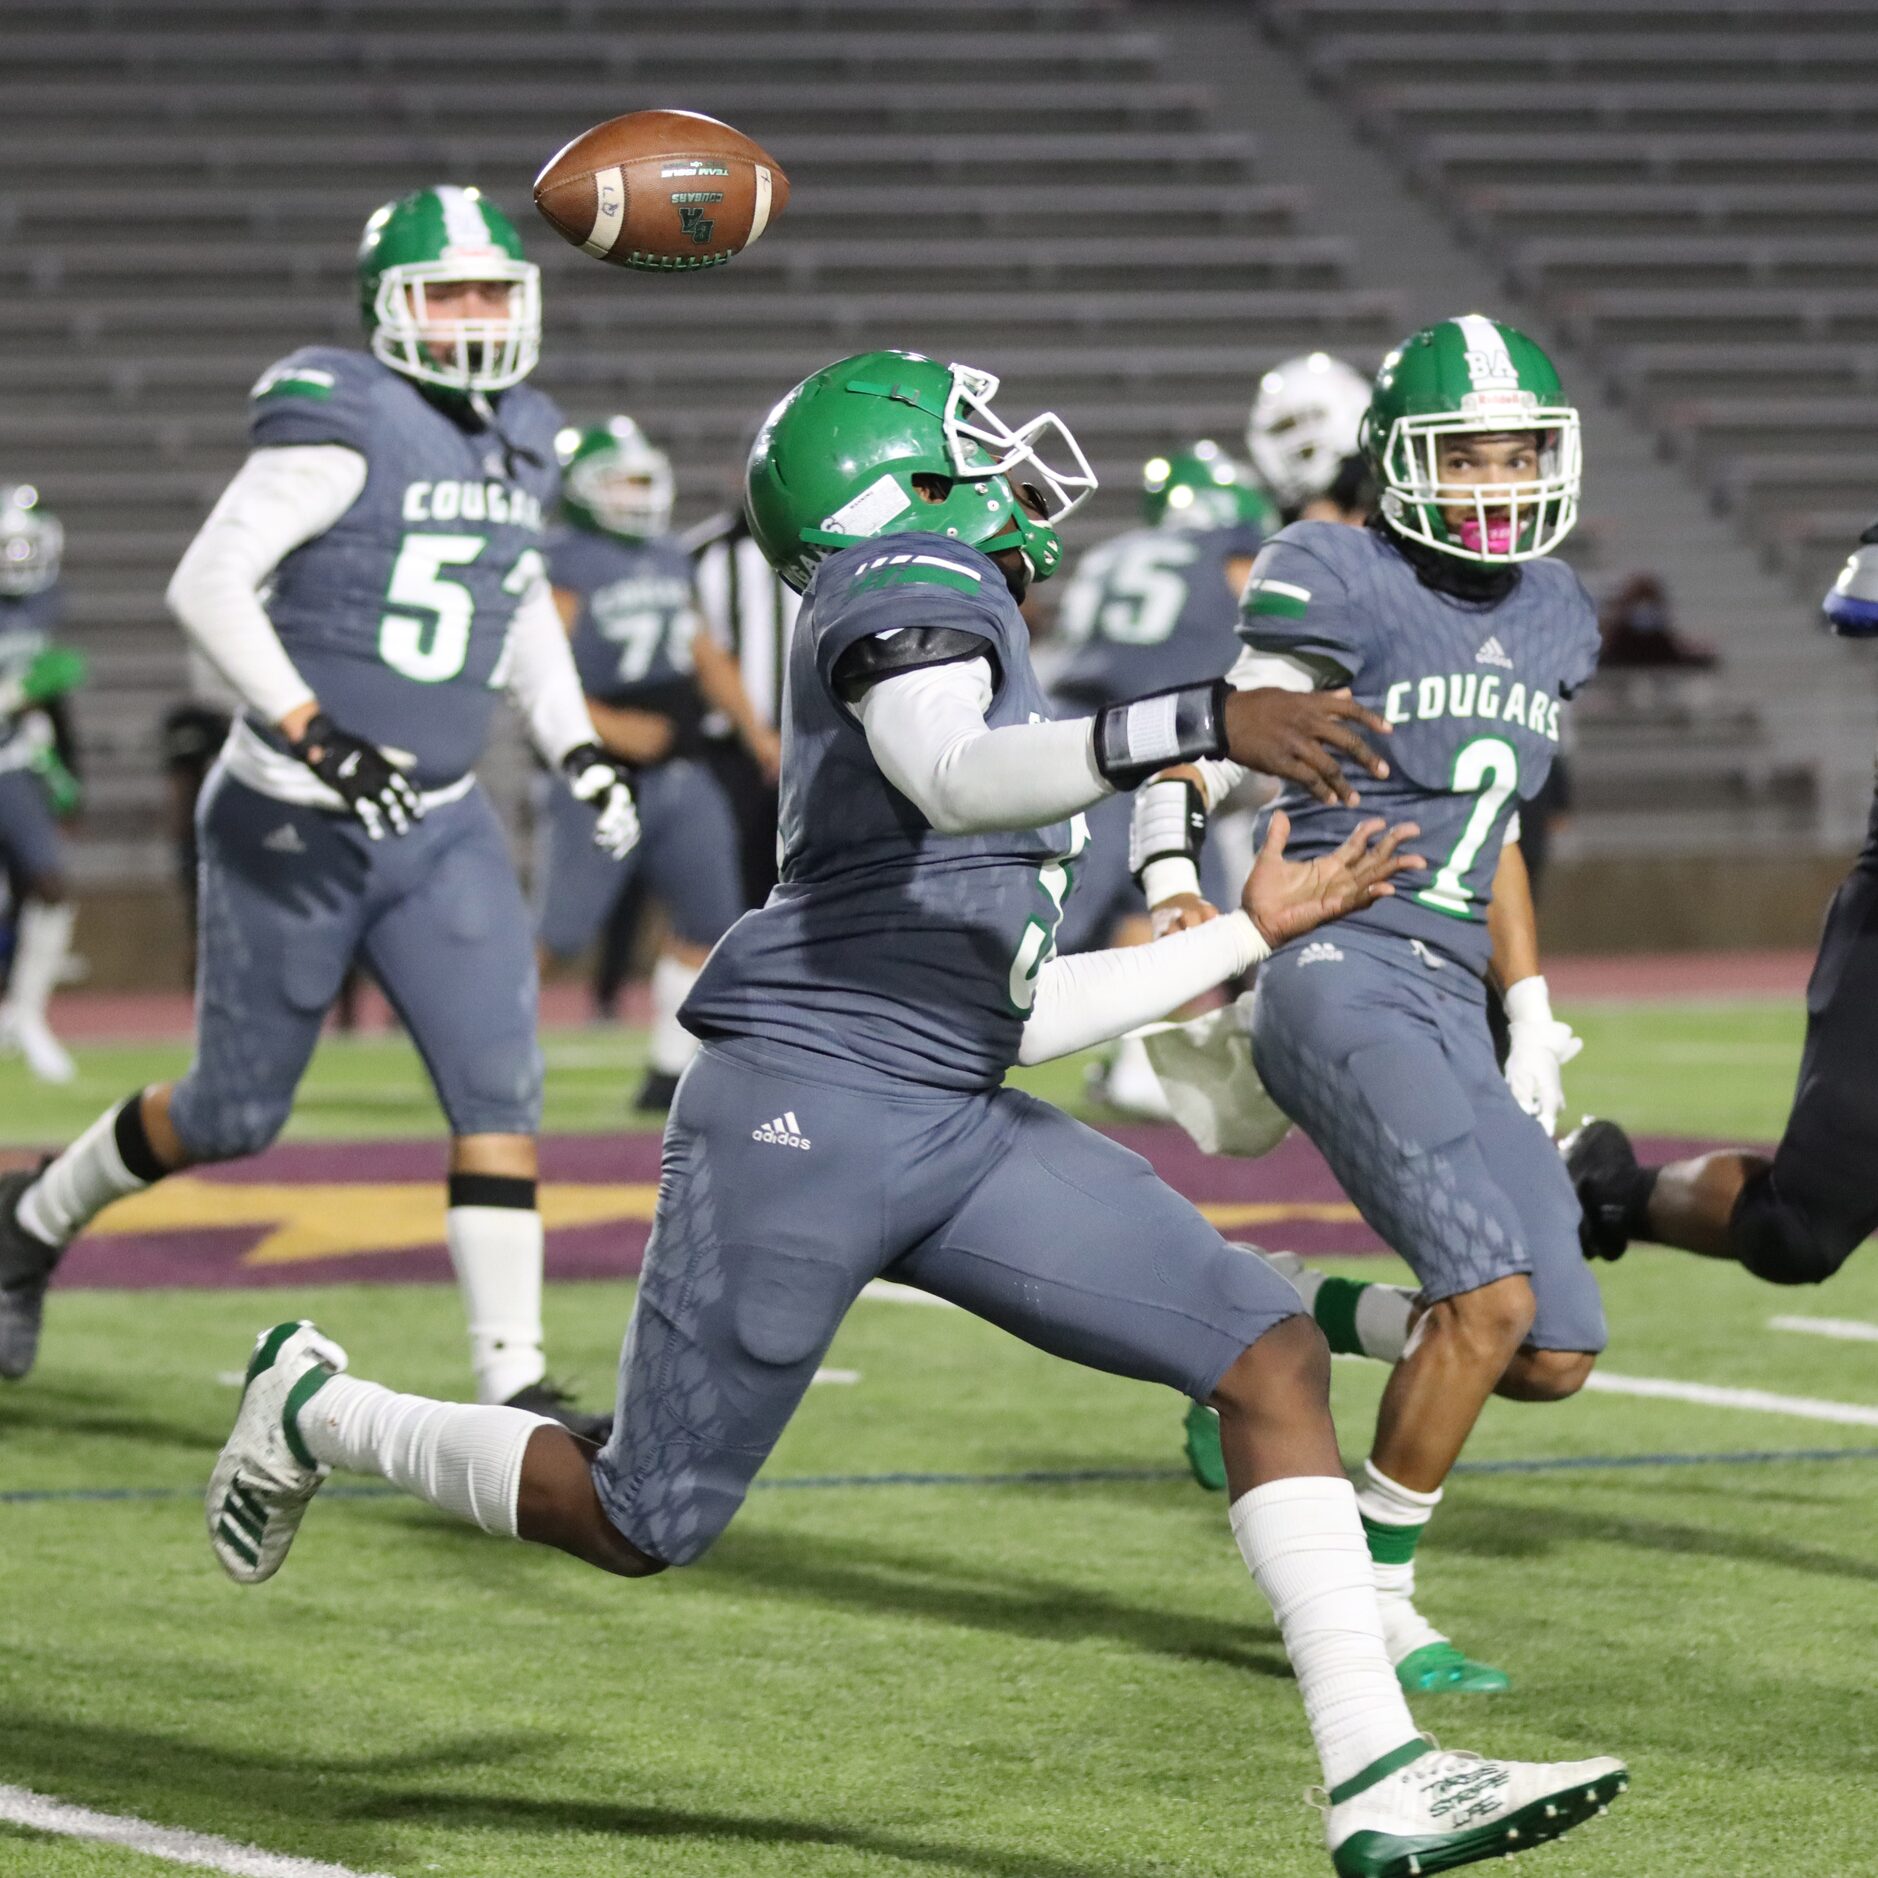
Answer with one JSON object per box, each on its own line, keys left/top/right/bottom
{"left": 1324, "top": 1741, "right": 1627, "bottom": 1876}
{"left": 207, "top": 1320, "right": 347, "bottom": 1584}
{"left": 1394, "top": 1641, "right": 1510, "bottom": 1695}
{"left": 1182, "top": 1400, "right": 1227, "bottom": 1492}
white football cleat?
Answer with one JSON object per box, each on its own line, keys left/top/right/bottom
{"left": 0, "top": 1008, "right": 75, "bottom": 1084}
{"left": 1325, "top": 1742, "right": 1627, "bottom": 1876}
{"left": 207, "top": 1320, "right": 348, "bottom": 1584}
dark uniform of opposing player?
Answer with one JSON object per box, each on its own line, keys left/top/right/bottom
{"left": 536, "top": 418, "right": 751, "bottom": 1109}
{"left": 1140, "top": 318, "right": 1601, "bottom": 1694}
{"left": 1568, "top": 520, "right": 1878, "bottom": 1284}
{"left": 204, "top": 349, "right": 1626, "bottom": 1875}
{"left": 0, "top": 484, "right": 85, "bottom": 1084}
{"left": 0, "top": 187, "right": 634, "bottom": 1429}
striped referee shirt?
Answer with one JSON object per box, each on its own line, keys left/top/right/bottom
{"left": 684, "top": 509, "right": 800, "bottom": 731}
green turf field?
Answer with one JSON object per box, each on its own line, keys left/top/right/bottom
{"left": 0, "top": 995, "right": 1818, "bottom": 1147}
{"left": 3, "top": 998, "right": 1875, "bottom": 1878}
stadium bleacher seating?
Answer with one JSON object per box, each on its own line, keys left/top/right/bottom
{"left": 0, "top": 0, "right": 1409, "bottom": 891}
{"left": 1268, "top": 0, "right": 1878, "bottom": 606}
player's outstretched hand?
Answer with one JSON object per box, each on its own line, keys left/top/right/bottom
{"left": 563, "top": 742, "right": 641, "bottom": 859}
{"left": 1242, "top": 811, "right": 1423, "bottom": 949}
{"left": 290, "top": 712, "right": 423, "bottom": 841}
{"left": 1150, "top": 892, "right": 1220, "bottom": 937}
{"left": 1223, "top": 687, "right": 1391, "bottom": 808}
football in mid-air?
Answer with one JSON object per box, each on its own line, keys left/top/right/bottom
{"left": 533, "top": 109, "right": 788, "bottom": 271}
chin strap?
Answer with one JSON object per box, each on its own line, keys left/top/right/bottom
{"left": 1368, "top": 514, "right": 1520, "bottom": 603}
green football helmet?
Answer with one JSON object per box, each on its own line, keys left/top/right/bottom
{"left": 358, "top": 185, "right": 541, "bottom": 394}
{"left": 1361, "top": 315, "right": 1580, "bottom": 564}
{"left": 744, "top": 350, "right": 1097, "bottom": 592}
{"left": 557, "top": 417, "right": 674, "bottom": 539}
{"left": 1141, "top": 442, "right": 1277, "bottom": 533}
{"left": 0, "top": 484, "right": 61, "bottom": 596}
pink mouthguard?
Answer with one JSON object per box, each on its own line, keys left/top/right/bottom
{"left": 1458, "top": 516, "right": 1516, "bottom": 554}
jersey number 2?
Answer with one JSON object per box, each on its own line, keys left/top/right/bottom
{"left": 1417, "top": 735, "right": 1519, "bottom": 917}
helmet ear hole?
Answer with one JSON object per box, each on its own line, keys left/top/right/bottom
{"left": 910, "top": 472, "right": 953, "bottom": 504}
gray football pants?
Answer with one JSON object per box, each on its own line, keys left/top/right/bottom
{"left": 535, "top": 757, "right": 744, "bottom": 961}
{"left": 593, "top": 1038, "right": 1306, "bottom": 1565}
{"left": 1251, "top": 926, "right": 1606, "bottom": 1354}
{"left": 0, "top": 766, "right": 63, "bottom": 885}
{"left": 168, "top": 769, "right": 542, "bottom": 1159}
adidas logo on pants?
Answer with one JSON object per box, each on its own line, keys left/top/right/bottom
{"left": 752, "top": 1111, "right": 811, "bottom": 1150}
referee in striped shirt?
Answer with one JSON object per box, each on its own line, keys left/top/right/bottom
{"left": 686, "top": 507, "right": 799, "bottom": 906}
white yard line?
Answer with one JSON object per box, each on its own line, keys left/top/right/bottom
{"left": 0, "top": 1784, "right": 392, "bottom": 1878}
{"left": 1768, "top": 1314, "right": 1878, "bottom": 1345}
{"left": 1587, "top": 1371, "right": 1878, "bottom": 1428}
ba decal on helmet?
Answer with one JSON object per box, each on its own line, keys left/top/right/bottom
{"left": 0, "top": 485, "right": 63, "bottom": 597}
{"left": 1245, "top": 353, "right": 1372, "bottom": 511}
{"left": 1142, "top": 441, "right": 1276, "bottom": 533}
{"left": 744, "top": 351, "right": 1096, "bottom": 592}
{"left": 1362, "top": 315, "right": 1581, "bottom": 566}
{"left": 558, "top": 418, "right": 675, "bottom": 539}
{"left": 358, "top": 185, "right": 542, "bottom": 394}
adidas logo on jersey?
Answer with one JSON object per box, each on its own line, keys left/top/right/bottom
{"left": 262, "top": 823, "right": 307, "bottom": 854}
{"left": 1475, "top": 635, "right": 1514, "bottom": 670}
{"left": 753, "top": 1110, "right": 811, "bottom": 1150}
{"left": 1297, "top": 942, "right": 1344, "bottom": 966}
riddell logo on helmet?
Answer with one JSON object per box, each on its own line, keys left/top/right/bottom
{"left": 753, "top": 1111, "right": 811, "bottom": 1150}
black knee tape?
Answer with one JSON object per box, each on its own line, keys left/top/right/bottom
{"left": 113, "top": 1094, "right": 169, "bottom": 1185}
{"left": 1729, "top": 1170, "right": 1857, "bottom": 1286}
{"left": 447, "top": 1173, "right": 537, "bottom": 1211}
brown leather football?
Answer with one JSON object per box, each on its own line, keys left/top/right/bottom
{"left": 533, "top": 109, "right": 788, "bottom": 270}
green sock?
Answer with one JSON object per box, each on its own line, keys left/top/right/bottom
{"left": 1313, "top": 1276, "right": 1373, "bottom": 1356}
{"left": 1360, "top": 1513, "right": 1424, "bottom": 1568}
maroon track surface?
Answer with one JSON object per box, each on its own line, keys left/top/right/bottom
{"left": 47, "top": 1125, "right": 1726, "bottom": 1294}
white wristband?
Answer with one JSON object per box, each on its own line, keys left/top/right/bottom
{"left": 1142, "top": 857, "right": 1203, "bottom": 908}
{"left": 1502, "top": 975, "right": 1553, "bottom": 1027}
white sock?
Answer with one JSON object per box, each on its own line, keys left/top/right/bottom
{"left": 296, "top": 1373, "right": 549, "bottom": 1537}
{"left": 18, "top": 1099, "right": 153, "bottom": 1247}
{"left": 3, "top": 900, "right": 75, "bottom": 1022}
{"left": 648, "top": 953, "right": 701, "bottom": 1077}
{"left": 446, "top": 1204, "right": 546, "bottom": 1404}
{"left": 1231, "top": 1476, "right": 1421, "bottom": 1790}
{"left": 1355, "top": 1460, "right": 1446, "bottom": 1662}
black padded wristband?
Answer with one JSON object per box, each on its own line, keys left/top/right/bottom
{"left": 1093, "top": 679, "right": 1229, "bottom": 791}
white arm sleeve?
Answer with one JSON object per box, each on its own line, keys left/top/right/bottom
{"left": 1137, "top": 644, "right": 1325, "bottom": 905}
{"left": 164, "top": 444, "right": 367, "bottom": 725}
{"left": 503, "top": 578, "right": 596, "bottom": 768}
{"left": 1017, "top": 912, "right": 1268, "bottom": 1065}
{"left": 853, "top": 655, "right": 1114, "bottom": 834}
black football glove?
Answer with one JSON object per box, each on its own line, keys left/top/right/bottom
{"left": 289, "top": 712, "right": 423, "bottom": 840}
{"left": 561, "top": 742, "right": 640, "bottom": 858}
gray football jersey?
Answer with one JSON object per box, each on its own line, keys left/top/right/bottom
{"left": 1050, "top": 521, "right": 1264, "bottom": 714}
{"left": 246, "top": 346, "right": 563, "bottom": 788}
{"left": 1240, "top": 521, "right": 1599, "bottom": 972}
{"left": 683, "top": 533, "right": 1085, "bottom": 1091}
{"left": 547, "top": 527, "right": 699, "bottom": 706}
{"left": 0, "top": 586, "right": 59, "bottom": 765}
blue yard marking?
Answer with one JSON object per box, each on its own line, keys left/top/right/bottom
{"left": 5, "top": 1445, "right": 1878, "bottom": 1506}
